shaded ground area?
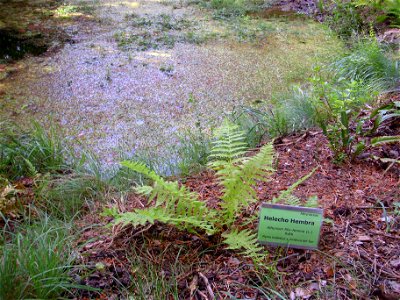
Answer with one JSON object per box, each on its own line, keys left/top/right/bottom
{"left": 71, "top": 127, "right": 399, "bottom": 299}
{"left": 0, "top": 0, "right": 342, "bottom": 166}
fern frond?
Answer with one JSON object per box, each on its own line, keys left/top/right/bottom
{"left": 111, "top": 207, "right": 164, "bottom": 227}
{"left": 279, "top": 194, "right": 301, "bottom": 206}
{"left": 273, "top": 168, "right": 317, "bottom": 204}
{"left": 115, "top": 160, "right": 215, "bottom": 234}
{"left": 304, "top": 195, "right": 319, "bottom": 208}
{"left": 212, "top": 145, "right": 276, "bottom": 222}
{"left": 111, "top": 207, "right": 215, "bottom": 234}
{"left": 208, "top": 120, "right": 276, "bottom": 223}
{"left": 222, "top": 229, "right": 264, "bottom": 263}
{"left": 208, "top": 120, "right": 248, "bottom": 163}
{"left": 240, "top": 142, "right": 275, "bottom": 184}
{"left": 121, "top": 160, "right": 163, "bottom": 183}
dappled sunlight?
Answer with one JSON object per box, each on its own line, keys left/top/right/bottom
{"left": 147, "top": 51, "right": 172, "bottom": 57}
{"left": 0, "top": 0, "right": 342, "bottom": 165}
{"left": 102, "top": 1, "right": 140, "bottom": 8}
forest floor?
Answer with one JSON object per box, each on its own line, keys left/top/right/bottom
{"left": 72, "top": 117, "right": 399, "bottom": 299}
{"left": 1, "top": 0, "right": 399, "bottom": 299}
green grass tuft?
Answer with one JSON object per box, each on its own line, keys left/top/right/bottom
{"left": 0, "top": 122, "right": 69, "bottom": 179}
{"left": 332, "top": 38, "right": 400, "bottom": 89}
{"left": 0, "top": 215, "right": 91, "bottom": 299}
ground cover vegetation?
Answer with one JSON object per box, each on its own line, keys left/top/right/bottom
{"left": 1, "top": 0, "right": 400, "bottom": 299}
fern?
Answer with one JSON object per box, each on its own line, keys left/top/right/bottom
{"left": 272, "top": 168, "right": 317, "bottom": 205}
{"left": 112, "top": 161, "right": 215, "bottom": 234}
{"left": 208, "top": 120, "right": 275, "bottom": 222}
{"left": 208, "top": 119, "right": 248, "bottom": 163}
{"left": 106, "top": 207, "right": 215, "bottom": 234}
{"left": 304, "top": 195, "right": 319, "bottom": 208}
{"left": 104, "top": 120, "right": 320, "bottom": 265}
{"left": 222, "top": 229, "right": 264, "bottom": 263}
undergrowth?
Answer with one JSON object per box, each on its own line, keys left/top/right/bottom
{"left": 0, "top": 122, "right": 69, "bottom": 179}
{"left": 332, "top": 37, "right": 400, "bottom": 90}
{"left": 0, "top": 214, "right": 92, "bottom": 299}
{"left": 105, "top": 120, "right": 318, "bottom": 263}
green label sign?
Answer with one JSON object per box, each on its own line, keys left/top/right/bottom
{"left": 257, "top": 203, "right": 323, "bottom": 250}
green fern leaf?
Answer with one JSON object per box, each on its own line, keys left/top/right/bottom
{"left": 113, "top": 160, "right": 215, "bottom": 234}
{"left": 304, "top": 195, "right": 319, "bottom": 208}
{"left": 209, "top": 120, "right": 275, "bottom": 222}
{"left": 278, "top": 194, "right": 301, "bottom": 206}
{"left": 273, "top": 168, "right": 317, "bottom": 204}
{"left": 222, "top": 229, "right": 264, "bottom": 262}
{"left": 208, "top": 120, "right": 248, "bottom": 162}
{"left": 111, "top": 207, "right": 215, "bottom": 234}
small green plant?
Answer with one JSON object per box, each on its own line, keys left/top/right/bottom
{"left": 0, "top": 215, "right": 92, "bottom": 299}
{"left": 231, "top": 106, "right": 270, "bottom": 147}
{"left": 36, "top": 172, "right": 106, "bottom": 219}
{"left": 309, "top": 70, "right": 400, "bottom": 161}
{"left": 351, "top": 100, "right": 400, "bottom": 160}
{"left": 0, "top": 122, "right": 69, "bottom": 179}
{"left": 231, "top": 105, "right": 294, "bottom": 147}
{"left": 379, "top": 200, "right": 400, "bottom": 232}
{"left": 332, "top": 38, "right": 400, "bottom": 89}
{"left": 105, "top": 120, "right": 318, "bottom": 263}
{"left": 184, "top": 31, "right": 217, "bottom": 44}
{"left": 352, "top": 0, "right": 400, "bottom": 27}
{"left": 327, "top": 0, "right": 365, "bottom": 38}
{"left": 175, "top": 131, "right": 211, "bottom": 177}
{"left": 159, "top": 64, "right": 174, "bottom": 74}
{"left": 318, "top": 81, "right": 370, "bottom": 161}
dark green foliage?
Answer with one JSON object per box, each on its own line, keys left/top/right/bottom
{"left": 353, "top": 0, "right": 400, "bottom": 27}
{"left": 327, "top": 1, "right": 365, "bottom": 38}
{"left": 211, "top": 0, "right": 248, "bottom": 18}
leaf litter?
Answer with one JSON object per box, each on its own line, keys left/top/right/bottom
{"left": 73, "top": 128, "right": 399, "bottom": 299}
{"left": 1, "top": 0, "right": 399, "bottom": 299}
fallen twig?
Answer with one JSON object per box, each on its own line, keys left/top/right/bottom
{"left": 199, "top": 272, "right": 215, "bottom": 300}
